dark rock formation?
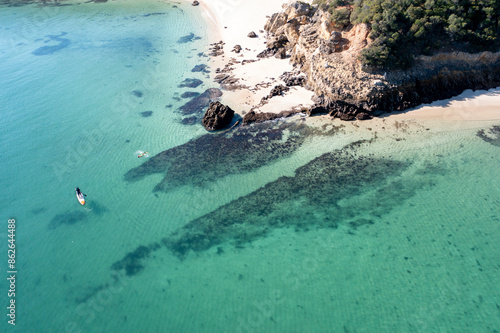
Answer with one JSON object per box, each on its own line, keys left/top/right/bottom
{"left": 306, "top": 104, "right": 328, "bottom": 116}
{"left": 214, "top": 74, "right": 237, "bottom": 85}
{"left": 178, "top": 78, "right": 203, "bottom": 88}
{"left": 179, "top": 88, "right": 222, "bottom": 115}
{"left": 232, "top": 45, "right": 242, "bottom": 53}
{"left": 208, "top": 41, "right": 224, "bottom": 56}
{"left": 307, "top": 98, "right": 364, "bottom": 119}
{"left": 328, "top": 100, "right": 365, "bottom": 118}
{"left": 192, "top": 0, "right": 199, "bottom": 6}
{"left": 275, "top": 48, "right": 287, "bottom": 59}
{"left": 247, "top": 31, "right": 257, "bottom": 38}
{"left": 214, "top": 73, "right": 243, "bottom": 90}
{"left": 181, "top": 116, "right": 198, "bottom": 125}
{"left": 268, "top": 35, "right": 288, "bottom": 49}
{"left": 335, "top": 112, "right": 356, "bottom": 121}
{"left": 242, "top": 110, "right": 298, "bottom": 125}
{"left": 191, "top": 64, "right": 209, "bottom": 73}
{"left": 131, "top": 90, "right": 143, "bottom": 97}
{"left": 257, "top": 49, "right": 276, "bottom": 58}
{"left": 180, "top": 91, "right": 200, "bottom": 99}
{"left": 280, "top": 71, "right": 306, "bottom": 87}
{"left": 258, "top": 35, "right": 289, "bottom": 58}
{"left": 202, "top": 101, "right": 235, "bottom": 131}
{"left": 356, "top": 112, "right": 372, "bottom": 120}
{"left": 177, "top": 32, "right": 202, "bottom": 44}
{"left": 140, "top": 111, "right": 153, "bottom": 118}
{"left": 261, "top": 85, "right": 290, "bottom": 102}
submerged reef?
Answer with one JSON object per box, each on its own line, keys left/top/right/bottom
{"left": 114, "top": 140, "right": 448, "bottom": 277}
{"left": 477, "top": 126, "right": 500, "bottom": 147}
{"left": 163, "top": 146, "right": 446, "bottom": 258}
{"left": 177, "top": 33, "right": 202, "bottom": 44}
{"left": 124, "top": 120, "right": 325, "bottom": 192}
{"left": 49, "top": 210, "right": 87, "bottom": 229}
{"left": 111, "top": 243, "right": 160, "bottom": 276}
{"left": 139, "top": 111, "right": 153, "bottom": 118}
{"left": 48, "top": 201, "right": 108, "bottom": 229}
{"left": 179, "top": 88, "right": 222, "bottom": 115}
{"left": 180, "top": 91, "right": 200, "bottom": 99}
{"left": 162, "top": 144, "right": 417, "bottom": 258}
{"left": 178, "top": 78, "right": 203, "bottom": 88}
{"left": 0, "top": 0, "right": 72, "bottom": 6}
{"left": 32, "top": 32, "right": 71, "bottom": 56}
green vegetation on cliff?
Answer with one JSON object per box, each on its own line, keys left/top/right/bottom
{"left": 314, "top": 0, "right": 500, "bottom": 68}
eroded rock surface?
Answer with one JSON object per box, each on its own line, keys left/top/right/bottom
{"left": 202, "top": 101, "right": 235, "bottom": 131}
{"left": 261, "top": 1, "right": 500, "bottom": 118}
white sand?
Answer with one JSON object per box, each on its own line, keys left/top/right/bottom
{"left": 193, "top": 0, "right": 500, "bottom": 121}
{"left": 194, "top": 0, "right": 315, "bottom": 114}
{"left": 390, "top": 88, "right": 500, "bottom": 121}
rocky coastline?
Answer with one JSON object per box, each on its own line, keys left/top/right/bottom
{"left": 216, "top": 1, "right": 500, "bottom": 122}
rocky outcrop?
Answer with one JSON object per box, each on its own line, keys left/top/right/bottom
{"left": 179, "top": 88, "right": 222, "bottom": 115}
{"left": 261, "top": 85, "right": 290, "bottom": 102}
{"left": 257, "top": 34, "right": 289, "bottom": 58}
{"left": 262, "top": 2, "right": 500, "bottom": 118}
{"left": 208, "top": 41, "right": 224, "bottom": 57}
{"left": 202, "top": 101, "right": 235, "bottom": 131}
{"left": 280, "top": 71, "right": 306, "bottom": 87}
{"left": 232, "top": 45, "right": 242, "bottom": 53}
{"left": 242, "top": 110, "right": 298, "bottom": 125}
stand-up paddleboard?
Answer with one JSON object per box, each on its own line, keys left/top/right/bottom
{"left": 75, "top": 187, "right": 85, "bottom": 205}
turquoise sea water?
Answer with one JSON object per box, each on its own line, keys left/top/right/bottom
{"left": 1, "top": 1, "right": 500, "bottom": 332}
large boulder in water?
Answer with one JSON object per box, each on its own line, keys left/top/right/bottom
{"left": 202, "top": 101, "right": 234, "bottom": 131}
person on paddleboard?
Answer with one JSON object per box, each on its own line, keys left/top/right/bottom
{"left": 75, "top": 187, "right": 86, "bottom": 205}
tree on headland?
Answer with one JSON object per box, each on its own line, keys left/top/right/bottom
{"left": 313, "top": 0, "right": 500, "bottom": 69}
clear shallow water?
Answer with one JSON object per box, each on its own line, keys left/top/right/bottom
{"left": 1, "top": 1, "right": 500, "bottom": 332}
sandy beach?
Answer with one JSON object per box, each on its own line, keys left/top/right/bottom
{"left": 193, "top": 0, "right": 499, "bottom": 123}
{"left": 195, "top": 0, "right": 315, "bottom": 114}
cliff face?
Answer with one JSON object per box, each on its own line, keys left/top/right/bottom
{"left": 263, "top": 2, "right": 500, "bottom": 119}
